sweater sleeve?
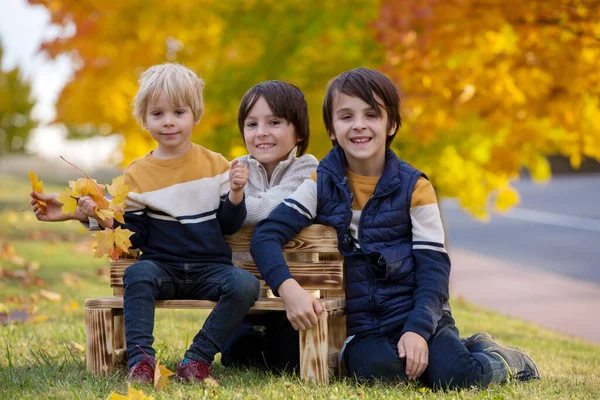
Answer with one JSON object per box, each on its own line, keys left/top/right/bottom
{"left": 243, "top": 155, "right": 318, "bottom": 226}
{"left": 250, "top": 176, "right": 318, "bottom": 292}
{"left": 401, "top": 177, "right": 451, "bottom": 342}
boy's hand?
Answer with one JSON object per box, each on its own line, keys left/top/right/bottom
{"left": 228, "top": 159, "right": 248, "bottom": 205}
{"left": 398, "top": 331, "right": 429, "bottom": 380}
{"left": 278, "top": 278, "right": 324, "bottom": 331}
{"left": 30, "top": 191, "right": 87, "bottom": 222}
{"left": 77, "top": 196, "right": 114, "bottom": 229}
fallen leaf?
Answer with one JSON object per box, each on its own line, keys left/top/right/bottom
{"left": 70, "top": 340, "right": 85, "bottom": 353}
{"left": 63, "top": 301, "right": 79, "bottom": 312}
{"left": 153, "top": 360, "right": 175, "bottom": 390}
{"left": 39, "top": 289, "right": 62, "bottom": 302}
{"left": 108, "top": 386, "right": 154, "bottom": 400}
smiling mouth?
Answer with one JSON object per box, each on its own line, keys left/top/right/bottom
{"left": 161, "top": 132, "right": 179, "bottom": 136}
{"left": 256, "top": 143, "right": 275, "bottom": 149}
{"left": 350, "top": 137, "right": 372, "bottom": 144}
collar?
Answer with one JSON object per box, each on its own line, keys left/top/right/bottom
{"left": 318, "top": 145, "right": 402, "bottom": 196}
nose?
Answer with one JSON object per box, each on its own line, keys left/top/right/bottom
{"left": 257, "top": 123, "right": 267, "bottom": 137}
{"left": 163, "top": 113, "right": 174, "bottom": 126}
{"left": 352, "top": 116, "right": 366, "bottom": 131}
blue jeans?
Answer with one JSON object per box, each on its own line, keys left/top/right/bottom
{"left": 221, "top": 311, "right": 299, "bottom": 373}
{"left": 344, "top": 312, "right": 507, "bottom": 389}
{"left": 123, "top": 259, "right": 260, "bottom": 369}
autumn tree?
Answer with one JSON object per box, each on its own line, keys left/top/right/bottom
{"left": 28, "top": 0, "right": 382, "bottom": 163}
{"left": 0, "top": 44, "right": 37, "bottom": 154}
{"left": 374, "top": 0, "right": 600, "bottom": 216}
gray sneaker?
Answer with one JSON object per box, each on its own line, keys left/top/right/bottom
{"left": 463, "top": 332, "right": 540, "bottom": 382}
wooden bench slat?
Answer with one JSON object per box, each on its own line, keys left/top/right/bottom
{"left": 85, "top": 296, "right": 346, "bottom": 314}
{"left": 225, "top": 225, "right": 338, "bottom": 252}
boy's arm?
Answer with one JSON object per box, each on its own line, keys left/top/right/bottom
{"left": 250, "top": 177, "right": 322, "bottom": 329}
{"left": 242, "top": 155, "right": 318, "bottom": 225}
{"left": 402, "top": 177, "right": 451, "bottom": 342}
{"left": 217, "top": 160, "right": 247, "bottom": 235}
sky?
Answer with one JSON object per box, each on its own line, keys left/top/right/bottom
{"left": 0, "top": 0, "right": 120, "bottom": 167}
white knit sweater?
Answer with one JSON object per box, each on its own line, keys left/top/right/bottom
{"left": 236, "top": 147, "right": 318, "bottom": 226}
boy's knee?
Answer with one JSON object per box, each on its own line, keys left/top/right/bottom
{"left": 123, "top": 260, "right": 161, "bottom": 286}
{"left": 227, "top": 269, "right": 260, "bottom": 301}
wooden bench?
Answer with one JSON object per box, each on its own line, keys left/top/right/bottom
{"left": 85, "top": 224, "right": 346, "bottom": 383}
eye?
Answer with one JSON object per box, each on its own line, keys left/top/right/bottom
{"left": 269, "top": 119, "right": 281, "bottom": 126}
{"left": 366, "top": 112, "right": 378, "bottom": 118}
{"left": 245, "top": 122, "right": 257, "bottom": 128}
{"left": 151, "top": 111, "right": 162, "bottom": 117}
{"left": 341, "top": 114, "right": 352, "bottom": 120}
{"left": 175, "top": 110, "right": 185, "bottom": 116}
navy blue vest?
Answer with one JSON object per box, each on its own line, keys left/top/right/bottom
{"left": 315, "top": 145, "right": 424, "bottom": 335}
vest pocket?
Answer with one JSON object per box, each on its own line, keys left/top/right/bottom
{"left": 376, "top": 243, "right": 415, "bottom": 283}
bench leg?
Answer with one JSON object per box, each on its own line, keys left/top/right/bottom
{"left": 85, "top": 307, "right": 115, "bottom": 376}
{"left": 113, "top": 309, "right": 127, "bottom": 367}
{"left": 300, "top": 311, "right": 329, "bottom": 383}
{"left": 327, "top": 315, "right": 346, "bottom": 378}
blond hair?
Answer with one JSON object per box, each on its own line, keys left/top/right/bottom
{"left": 133, "top": 63, "right": 205, "bottom": 125}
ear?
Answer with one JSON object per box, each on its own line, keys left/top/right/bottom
{"left": 388, "top": 123, "right": 397, "bottom": 136}
{"left": 329, "top": 131, "right": 337, "bottom": 141}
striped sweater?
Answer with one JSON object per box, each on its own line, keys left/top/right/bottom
{"left": 118, "top": 143, "right": 246, "bottom": 265}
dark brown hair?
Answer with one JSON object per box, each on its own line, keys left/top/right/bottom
{"left": 322, "top": 68, "right": 401, "bottom": 147}
{"left": 238, "top": 81, "right": 310, "bottom": 156}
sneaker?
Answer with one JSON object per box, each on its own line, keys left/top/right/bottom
{"left": 176, "top": 359, "right": 218, "bottom": 384}
{"left": 463, "top": 333, "right": 540, "bottom": 382}
{"left": 128, "top": 358, "right": 155, "bottom": 384}
{"left": 462, "top": 332, "right": 497, "bottom": 353}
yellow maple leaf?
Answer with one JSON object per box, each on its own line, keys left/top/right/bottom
{"left": 108, "top": 386, "right": 154, "bottom": 400}
{"left": 107, "top": 176, "right": 129, "bottom": 202}
{"left": 494, "top": 186, "right": 520, "bottom": 213}
{"left": 28, "top": 171, "right": 47, "bottom": 210}
{"left": 113, "top": 226, "right": 134, "bottom": 252}
{"left": 154, "top": 360, "right": 175, "bottom": 390}
{"left": 57, "top": 189, "right": 78, "bottom": 215}
{"left": 96, "top": 207, "right": 115, "bottom": 222}
{"left": 93, "top": 227, "right": 134, "bottom": 260}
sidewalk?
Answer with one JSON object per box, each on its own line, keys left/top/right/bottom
{"left": 449, "top": 248, "right": 600, "bottom": 344}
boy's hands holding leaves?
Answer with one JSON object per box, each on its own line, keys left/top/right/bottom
{"left": 398, "top": 331, "right": 429, "bottom": 380}
{"left": 229, "top": 159, "right": 248, "bottom": 204}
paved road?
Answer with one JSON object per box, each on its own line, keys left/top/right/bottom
{"left": 441, "top": 174, "right": 600, "bottom": 343}
{"left": 441, "top": 174, "right": 600, "bottom": 284}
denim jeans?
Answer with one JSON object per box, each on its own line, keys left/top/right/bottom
{"left": 221, "top": 311, "right": 299, "bottom": 373}
{"left": 344, "top": 311, "right": 507, "bottom": 389}
{"left": 123, "top": 259, "right": 260, "bottom": 369}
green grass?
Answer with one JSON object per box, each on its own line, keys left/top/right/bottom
{"left": 1, "top": 174, "right": 599, "bottom": 399}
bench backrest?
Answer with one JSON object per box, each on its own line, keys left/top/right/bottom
{"left": 109, "top": 224, "right": 344, "bottom": 299}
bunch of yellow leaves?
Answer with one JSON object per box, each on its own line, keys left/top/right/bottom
{"left": 55, "top": 157, "right": 135, "bottom": 261}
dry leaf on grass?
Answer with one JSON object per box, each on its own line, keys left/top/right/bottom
{"left": 39, "top": 289, "right": 62, "bottom": 302}
{"left": 70, "top": 340, "right": 85, "bottom": 353}
{"left": 153, "top": 360, "right": 175, "bottom": 390}
{"left": 108, "top": 385, "right": 154, "bottom": 400}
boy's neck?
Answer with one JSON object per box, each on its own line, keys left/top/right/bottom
{"left": 345, "top": 158, "right": 384, "bottom": 178}
{"left": 152, "top": 142, "right": 192, "bottom": 159}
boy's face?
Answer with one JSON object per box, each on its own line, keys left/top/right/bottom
{"left": 330, "top": 93, "right": 395, "bottom": 176}
{"left": 243, "top": 96, "right": 299, "bottom": 177}
{"left": 144, "top": 92, "right": 198, "bottom": 158}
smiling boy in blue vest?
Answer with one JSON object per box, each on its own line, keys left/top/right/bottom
{"left": 250, "top": 68, "right": 539, "bottom": 389}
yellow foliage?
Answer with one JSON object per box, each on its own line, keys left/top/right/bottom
{"left": 108, "top": 386, "right": 154, "bottom": 400}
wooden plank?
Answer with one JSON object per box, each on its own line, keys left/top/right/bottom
{"left": 113, "top": 309, "right": 125, "bottom": 357}
{"left": 85, "top": 308, "right": 115, "bottom": 376}
{"left": 225, "top": 224, "right": 338, "bottom": 253}
{"left": 86, "top": 296, "right": 345, "bottom": 312}
{"left": 300, "top": 311, "right": 329, "bottom": 383}
{"left": 240, "top": 260, "right": 344, "bottom": 290}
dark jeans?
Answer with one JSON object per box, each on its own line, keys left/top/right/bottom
{"left": 221, "top": 311, "right": 299, "bottom": 373}
{"left": 123, "top": 259, "right": 260, "bottom": 369}
{"left": 344, "top": 312, "right": 507, "bottom": 389}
